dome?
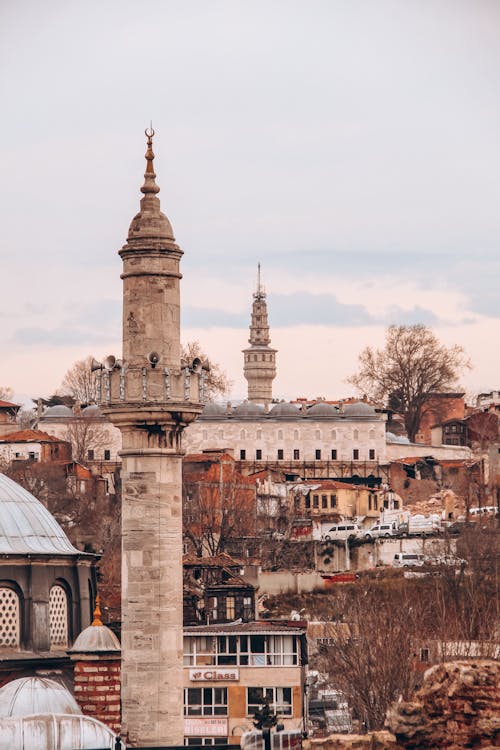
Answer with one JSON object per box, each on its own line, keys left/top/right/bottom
{"left": 306, "top": 402, "right": 338, "bottom": 417}
{"left": 386, "top": 432, "right": 410, "bottom": 444}
{"left": 268, "top": 402, "right": 301, "bottom": 418}
{"left": 41, "top": 405, "right": 73, "bottom": 419}
{"left": 343, "top": 402, "right": 376, "bottom": 417}
{"left": 199, "top": 403, "right": 227, "bottom": 419}
{"left": 70, "top": 623, "right": 121, "bottom": 653}
{"left": 81, "top": 405, "right": 102, "bottom": 418}
{"left": 0, "top": 677, "right": 81, "bottom": 718}
{"left": 0, "top": 473, "right": 79, "bottom": 555}
{"left": 232, "top": 402, "right": 265, "bottom": 417}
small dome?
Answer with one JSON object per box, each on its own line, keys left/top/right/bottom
{"left": 127, "top": 206, "right": 175, "bottom": 242}
{"left": 40, "top": 405, "right": 73, "bottom": 419}
{"left": 343, "top": 402, "right": 376, "bottom": 417}
{"left": 199, "top": 403, "right": 227, "bottom": 419}
{"left": 232, "top": 402, "right": 266, "bottom": 417}
{"left": 81, "top": 405, "right": 102, "bottom": 418}
{"left": 0, "top": 677, "right": 81, "bottom": 718}
{"left": 0, "top": 473, "right": 79, "bottom": 555}
{"left": 306, "top": 402, "right": 338, "bottom": 417}
{"left": 70, "top": 624, "right": 121, "bottom": 654}
{"left": 268, "top": 402, "right": 301, "bottom": 418}
{"left": 386, "top": 432, "right": 410, "bottom": 444}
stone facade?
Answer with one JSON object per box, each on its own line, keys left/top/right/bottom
{"left": 185, "top": 401, "right": 387, "bottom": 465}
{"left": 101, "top": 131, "right": 203, "bottom": 746}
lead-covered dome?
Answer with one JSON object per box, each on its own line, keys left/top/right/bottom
{"left": 307, "top": 402, "right": 338, "bottom": 417}
{"left": 268, "top": 402, "right": 301, "bottom": 418}
{"left": 0, "top": 677, "right": 81, "bottom": 718}
{"left": 41, "top": 405, "right": 73, "bottom": 419}
{"left": 0, "top": 473, "right": 79, "bottom": 555}
{"left": 343, "top": 402, "right": 376, "bottom": 417}
{"left": 232, "top": 402, "right": 265, "bottom": 417}
{"left": 199, "top": 403, "right": 227, "bottom": 419}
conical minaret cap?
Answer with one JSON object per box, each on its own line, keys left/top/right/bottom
{"left": 126, "top": 127, "right": 178, "bottom": 245}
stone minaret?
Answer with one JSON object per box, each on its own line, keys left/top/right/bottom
{"left": 242, "top": 263, "right": 277, "bottom": 405}
{"left": 101, "top": 129, "right": 204, "bottom": 746}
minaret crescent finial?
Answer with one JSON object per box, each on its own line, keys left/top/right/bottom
{"left": 141, "top": 124, "right": 160, "bottom": 194}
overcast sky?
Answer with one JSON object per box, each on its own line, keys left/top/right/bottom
{"left": 1, "top": 1, "right": 499, "bottom": 406}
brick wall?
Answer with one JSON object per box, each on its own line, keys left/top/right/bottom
{"left": 73, "top": 658, "right": 121, "bottom": 734}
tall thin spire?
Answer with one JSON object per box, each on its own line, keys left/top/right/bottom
{"left": 254, "top": 261, "right": 265, "bottom": 300}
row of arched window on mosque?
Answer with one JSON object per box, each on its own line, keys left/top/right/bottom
{"left": 0, "top": 584, "right": 69, "bottom": 649}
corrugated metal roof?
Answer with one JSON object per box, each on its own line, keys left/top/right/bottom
{"left": 184, "top": 621, "right": 305, "bottom": 635}
{"left": 0, "top": 473, "right": 80, "bottom": 555}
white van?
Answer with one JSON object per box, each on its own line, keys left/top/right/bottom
{"left": 364, "top": 522, "right": 399, "bottom": 540}
{"left": 323, "top": 523, "right": 361, "bottom": 541}
{"left": 393, "top": 552, "right": 425, "bottom": 568}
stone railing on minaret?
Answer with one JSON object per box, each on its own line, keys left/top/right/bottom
{"left": 100, "top": 129, "right": 205, "bottom": 747}
{"left": 243, "top": 263, "right": 277, "bottom": 406}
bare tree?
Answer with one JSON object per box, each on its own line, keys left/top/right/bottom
{"left": 348, "top": 325, "right": 470, "bottom": 442}
{"left": 0, "top": 386, "right": 14, "bottom": 402}
{"left": 183, "top": 464, "right": 255, "bottom": 556}
{"left": 466, "top": 411, "right": 499, "bottom": 451}
{"left": 182, "top": 340, "right": 231, "bottom": 402}
{"left": 318, "top": 584, "right": 422, "bottom": 731}
{"left": 63, "top": 418, "right": 110, "bottom": 464}
{"left": 60, "top": 356, "right": 100, "bottom": 406}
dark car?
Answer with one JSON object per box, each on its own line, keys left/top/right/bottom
{"left": 446, "top": 520, "right": 477, "bottom": 535}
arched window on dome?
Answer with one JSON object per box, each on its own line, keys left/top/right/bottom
{"left": 0, "top": 586, "right": 20, "bottom": 649}
{"left": 315, "top": 429, "right": 322, "bottom": 440}
{"left": 49, "top": 584, "right": 69, "bottom": 649}
{"left": 331, "top": 429, "right": 337, "bottom": 441}
{"left": 240, "top": 429, "right": 246, "bottom": 440}
{"left": 353, "top": 429, "right": 359, "bottom": 441}
{"left": 277, "top": 429, "right": 283, "bottom": 441}
{"left": 293, "top": 429, "right": 299, "bottom": 440}
{"left": 369, "top": 429, "right": 375, "bottom": 440}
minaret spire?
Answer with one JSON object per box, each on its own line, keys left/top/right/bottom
{"left": 243, "top": 264, "right": 277, "bottom": 405}
{"left": 141, "top": 126, "right": 160, "bottom": 195}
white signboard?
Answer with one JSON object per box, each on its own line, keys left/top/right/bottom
{"left": 184, "top": 717, "right": 228, "bottom": 736}
{"left": 189, "top": 668, "right": 239, "bottom": 682}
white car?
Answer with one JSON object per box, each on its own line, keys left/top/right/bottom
{"left": 323, "top": 523, "right": 361, "bottom": 541}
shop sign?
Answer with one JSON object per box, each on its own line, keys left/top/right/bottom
{"left": 189, "top": 668, "right": 239, "bottom": 682}
{"left": 184, "top": 717, "right": 228, "bottom": 736}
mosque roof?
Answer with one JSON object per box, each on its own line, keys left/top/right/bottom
{"left": 0, "top": 473, "right": 80, "bottom": 555}
{"left": 40, "top": 405, "right": 74, "bottom": 419}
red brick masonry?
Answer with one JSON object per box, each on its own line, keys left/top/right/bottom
{"left": 73, "top": 659, "right": 121, "bottom": 734}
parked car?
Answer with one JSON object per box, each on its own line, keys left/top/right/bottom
{"left": 323, "top": 523, "right": 361, "bottom": 541}
{"left": 393, "top": 552, "right": 425, "bottom": 567}
{"left": 445, "top": 520, "right": 477, "bottom": 535}
{"left": 364, "top": 522, "right": 399, "bottom": 540}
